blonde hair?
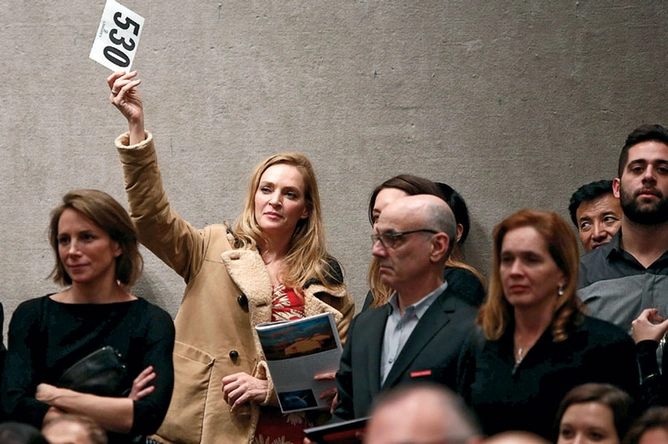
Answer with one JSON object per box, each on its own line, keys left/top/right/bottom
{"left": 232, "top": 152, "right": 340, "bottom": 289}
{"left": 477, "top": 209, "right": 582, "bottom": 342}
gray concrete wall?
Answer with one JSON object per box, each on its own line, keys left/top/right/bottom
{"left": 1, "top": 1, "right": 667, "bottom": 330}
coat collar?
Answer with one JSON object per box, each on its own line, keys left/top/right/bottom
{"left": 220, "top": 248, "right": 344, "bottom": 328}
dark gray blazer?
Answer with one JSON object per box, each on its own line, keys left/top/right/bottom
{"left": 332, "top": 285, "right": 478, "bottom": 421}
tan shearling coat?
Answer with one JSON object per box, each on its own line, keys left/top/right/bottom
{"left": 115, "top": 132, "right": 354, "bottom": 444}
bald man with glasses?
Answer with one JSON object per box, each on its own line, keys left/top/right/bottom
{"left": 332, "top": 194, "right": 478, "bottom": 422}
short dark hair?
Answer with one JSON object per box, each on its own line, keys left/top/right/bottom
{"left": 436, "top": 183, "right": 471, "bottom": 245}
{"left": 568, "top": 180, "right": 614, "bottom": 227}
{"left": 49, "top": 189, "right": 143, "bottom": 287}
{"left": 624, "top": 407, "right": 668, "bottom": 444}
{"left": 0, "top": 422, "right": 48, "bottom": 444}
{"left": 618, "top": 124, "right": 668, "bottom": 178}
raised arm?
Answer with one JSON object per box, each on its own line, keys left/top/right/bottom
{"left": 106, "top": 73, "right": 210, "bottom": 282}
{"left": 108, "top": 71, "right": 145, "bottom": 145}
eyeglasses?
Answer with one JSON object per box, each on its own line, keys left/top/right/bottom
{"left": 371, "top": 229, "right": 439, "bottom": 249}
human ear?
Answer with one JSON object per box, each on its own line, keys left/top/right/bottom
{"left": 300, "top": 205, "right": 310, "bottom": 220}
{"left": 430, "top": 233, "right": 450, "bottom": 262}
{"left": 612, "top": 178, "right": 621, "bottom": 199}
{"left": 113, "top": 241, "right": 122, "bottom": 258}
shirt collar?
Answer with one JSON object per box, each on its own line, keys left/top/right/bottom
{"left": 607, "top": 229, "right": 668, "bottom": 267}
{"left": 387, "top": 281, "right": 448, "bottom": 319}
{"left": 604, "top": 230, "right": 623, "bottom": 260}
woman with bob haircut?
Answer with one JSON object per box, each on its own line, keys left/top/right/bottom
{"left": 363, "top": 174, "right": 485, "bottom": 310}
{"left": 1, "top": 189, "right": 175, "bottom": 444}
{"left": 556, "top": 383, "right": 635, "bottom": 444}
{"left": 457, "top": 209, "right": 638, "bottom": 441}
{"left": 107, "top": 72, "right": 354, "bottom": 444}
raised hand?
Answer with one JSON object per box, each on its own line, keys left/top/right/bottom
{"left": 107, "top": 71, "right": 145, "bottom": 144}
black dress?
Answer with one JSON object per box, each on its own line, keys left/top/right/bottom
{"left": 1, "top": 295, "right": 175, "bottom": 444}
{"left": 457, "top": 316, "right": 639, "bottom": 441}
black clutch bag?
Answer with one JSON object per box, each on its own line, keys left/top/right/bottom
{"left": 56, "top": 346, "right": 127, "bottom": 397}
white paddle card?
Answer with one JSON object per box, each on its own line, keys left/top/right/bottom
{"left": 89, "top": 0, "right": 144, "bottom": 71}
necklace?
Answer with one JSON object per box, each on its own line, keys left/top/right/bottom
{"left": 514, "top": 336, "right": 538, "bottom": 365}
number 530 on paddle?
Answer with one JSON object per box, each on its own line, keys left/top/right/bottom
{"left": 90, "top": 0, "right": 144, "bottom": 71}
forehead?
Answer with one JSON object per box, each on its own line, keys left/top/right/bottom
{"left": 376, "top": 200, "right": 422, "bottom": 230}
{"left": 374, "top": 188, "right": 410, "bottom": 210}
{"left": 563, "top": 401, "right": 613, "bottom": 420}
{"left": 625, "top": 141, "right": 668, "bottom": 165}
{"left": 371, "top": 400, "right": 449, "bottom": 444}
{"left": 259, "top": 163, "right": 306, "bottom": 187}
{"left": 43, "top": 420, "right": 89, "bottom": 440}
{"left": 639, "top": 427, "right": 668, "bottom": 444}
{"left": 58, "top": 208, "right": 100, "bottom": 231}
{"left": 501, "top": 226, "right": 549, "bottom": 253}
{"left": 576, "top": 194, "right": 620, "bottom": 219}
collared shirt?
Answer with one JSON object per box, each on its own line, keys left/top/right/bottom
{"left": 578, "top": 230, "right": 668, "bottom": 333}
{"left": 380, "top": 282, "right": 448, "bottom": 384}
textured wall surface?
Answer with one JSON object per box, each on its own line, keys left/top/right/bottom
{"left": 1, "top": 1, "right": 667, "bottom": 331}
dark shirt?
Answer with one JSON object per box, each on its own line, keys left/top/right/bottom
{"left": 578, "top": 231, "right": 668, "bottom": 333}
{"left": 457, "top": 316, "right": 639, "bottom": 441}
{"left": 361, "top": 266, "right": 486, "bottom": 311}
{"left": 1, "top": 295, "right": 175, "bottom": 444}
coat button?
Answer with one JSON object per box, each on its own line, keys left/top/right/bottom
{"left": 237, "top": 295, "right": 248, "bottom": 306}
{"left": 229, "top": 350, "right": 239, "bottom": 359}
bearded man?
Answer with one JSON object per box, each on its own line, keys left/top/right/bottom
{"left": 578, "top": 124, "right": 668, "bottom": 333}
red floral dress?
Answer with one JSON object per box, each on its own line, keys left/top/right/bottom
{"left": 254, "top": 285, "right": 329, "bottom": 444}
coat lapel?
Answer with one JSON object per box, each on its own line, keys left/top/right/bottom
{"left": 365, "top": 305, "right": 392, "bottom": 394}
{"left": 381, "top": 288, "right": 452, "bottom": 389}
{"left": 221, "top": 249, "right": 273, "bottom": 329}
